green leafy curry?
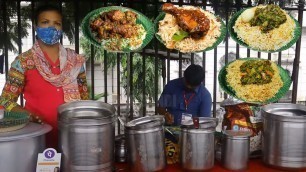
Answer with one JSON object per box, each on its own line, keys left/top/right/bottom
{"left": 240, "top": 60, "right": 275, "bottom": 85}
{"left": 250, "top": 5, "right": 287, "bottom": 33}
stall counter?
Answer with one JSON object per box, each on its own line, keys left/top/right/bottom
{"left": 115, "top": 159, "right": 306, "bottom": 172}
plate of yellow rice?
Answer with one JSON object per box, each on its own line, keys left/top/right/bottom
{"left": 228, "top": 5, "right": 301, "bottom": 53}
{"left": 218, "top": 58, "right": 292, "bottom": 104}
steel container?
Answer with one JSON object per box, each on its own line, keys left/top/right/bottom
{"left": 0, "top": 123, "right": 51, "bottom": 172}
{"left": 262, "top": 103, "right": 306, "bottom": 170}
{"left": 58, "top": 100, "right": 116, "bottom": 172}
{"left": 125, "top": 115, "right": 166, "bottom": 172}
{"left": 180, "top": 117, "right": 218, "bottom": 171}
{"left": 221, "top": 130, "right": 251, "bottom": 171}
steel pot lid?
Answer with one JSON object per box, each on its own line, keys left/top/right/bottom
{"left": 0, "top": 122, "right": 52, "bottom": 142}
{"left": 262, "top": 103, "right": 306, "bottom": 122}
{"left": 125, "top": 115, "right": 164, "bottom": 129}
{"left": 58, "top": 100, "right": 116, "bottom": 124}
{"left": 181, "top": 117, "right": 218, "bottom": 130}
{"left": 223, "top": 130, "right": 252, "bottom": 139}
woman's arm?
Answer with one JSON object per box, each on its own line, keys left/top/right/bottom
{"left": 0, "top": 57, "right": 25, "bottom": 111}
{"left": 0, "top": 56, "right": 43, "bottom": 123}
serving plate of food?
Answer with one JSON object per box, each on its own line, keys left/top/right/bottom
{"left": 155, "top": 3, "right": 226, "bottom": 53}
{"left": 218, "top": 58, "right": 292, "bottom": 104}
{"left": 0, "top": 111, "right": 30, "bottom": 132}
{"left": 228, "top": 4, "right": 301, "bottom": 53}
{"left": 81, "top": 6, "right": 154, "bottom": 52}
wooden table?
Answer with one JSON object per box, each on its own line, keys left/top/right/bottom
{"left": 115, "top": 159, "right": 306, "bottom": 172}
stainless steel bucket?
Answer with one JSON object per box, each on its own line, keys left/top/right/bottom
{"left": 180, "top": 117, "right": 218, "bottom": 171}
{"left": 58, "top": 100, "right": 116, "bottom": 172}
{"left": 125, "top": 115, "right": 166, "bottom": 172}
{"left": 221, "top": 130, "right": 252, "bottom": 171}
{"left": 262, "top": 103, "right": 306, "bottom": 170}
{"left": 0, "top": 123, "right": 51, "bottom": 172}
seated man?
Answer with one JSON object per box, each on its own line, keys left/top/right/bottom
{"left": 156, "top": 64, "right": 212, "bottom": 164}
{"left": 157, "top": 64, "right": 212, "bottom": 125}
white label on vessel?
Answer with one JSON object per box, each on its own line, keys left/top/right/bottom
{"left": 36, "top": 148, "right": 61, "bottom": 172}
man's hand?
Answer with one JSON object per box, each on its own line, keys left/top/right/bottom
{"left": 156, "top": 106, "right": 174, "bottom": 125}
{"left": 165, "top": 112, "right": 174, "bottom": 125}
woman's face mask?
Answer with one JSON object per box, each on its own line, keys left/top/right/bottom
{"left": 36, "top": 26, "right": 63, "bottom": 45}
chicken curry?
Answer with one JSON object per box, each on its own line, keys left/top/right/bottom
{"left": 240, "top": 60, "right": 275, "bottom": 85}
{"left": 250, "top": 4, "right": 287, "bottom": 33}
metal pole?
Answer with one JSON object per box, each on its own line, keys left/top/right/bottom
{"left": 291, "top": 0, "right": 304, "bottom": 103}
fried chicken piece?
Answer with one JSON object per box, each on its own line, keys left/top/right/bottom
{"left": 107, "top": 10, "right": 125, "bottom": 21}
{"left": 90, "top": 9, "right": 139, "bottom": 41}
{"left": 162, "top": 3, "right": 210, "bottom": 37}
{"left": 125, "top": 11, "right": 137, "bottom": 24}
{"left": 90, "top": 18, "right": 103, "bottom": 30}
{"left": 97, "top": 27, "right": 107, "bottom": 39}
{"left": 112, "top": 24, "right": 136, "bottom": 38}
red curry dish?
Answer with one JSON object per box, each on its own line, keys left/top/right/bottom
{"left": 90, "top": 10, "right": 138, "bottom": 40}
{"left": 89, "top": 9, "right": 147, "bottom": 51}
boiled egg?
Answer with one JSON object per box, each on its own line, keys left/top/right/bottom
{"left": 241, "top": 8, "right": 255, "bottom": 23}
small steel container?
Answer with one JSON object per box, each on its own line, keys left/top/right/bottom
{"left": 125, "top": 115, "right": 166, "bottom": 172}
{"left": 180, "top": 117, "right": 218, "bottom": 171}
{"left": 221, "top": 130, "right": 252, "bottom": 171}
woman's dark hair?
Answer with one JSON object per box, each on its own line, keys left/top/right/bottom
{"left": 184, "top": 64, "right": 205, "bottom": 87}
{"left": 34, "top": 4, "right": 62, "bottom": 25}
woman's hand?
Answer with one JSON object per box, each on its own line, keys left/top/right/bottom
{"left": 29, "top": 113, "right": 44, "bottom": 124}
{"left": 10, "top": 106, "right": 44, "bottom": 124}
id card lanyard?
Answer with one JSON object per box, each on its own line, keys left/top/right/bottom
{"left": 183, "top": 91, "right": 195, "bottom": 110}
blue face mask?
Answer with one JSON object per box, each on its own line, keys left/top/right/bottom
{"left": 36, "top": 27, "right": 63, "bottom": 45}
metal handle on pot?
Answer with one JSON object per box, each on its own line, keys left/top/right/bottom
{"left": 193, "top": 117, "right": 199, "bottom": 129}
{"left": 118, "top": 116, "right": 125, "bottom": 126}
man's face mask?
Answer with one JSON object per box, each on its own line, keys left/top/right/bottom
{"left": 36, "top": 27, "right": 62, "bottom": 45}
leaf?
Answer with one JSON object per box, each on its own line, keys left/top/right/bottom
{"left": 172, "top": 30, "right": 189, "bottom": 41}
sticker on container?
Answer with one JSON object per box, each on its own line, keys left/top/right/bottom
{"left": 233, "top": 125, "right": 239, "bottom": 131}
{"left": 36, "top": 148, "right": 61, "bottom": 172}
{"left": 181, "top": 113, "right": 192, "bottom": 125}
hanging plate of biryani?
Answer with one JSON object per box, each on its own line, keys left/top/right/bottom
{"left": 228, "top": 4, "right": 301, "bottom": 53}
{"left": 155, "top": 3, "right": 226, "bottom": 53}
{"left": 81, "top": 6, "right": 154, "bottom": 52}
{"left": 218, "top": 58, "right": 292, "bottom": 104}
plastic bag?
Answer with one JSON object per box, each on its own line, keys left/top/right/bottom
{"left": 221, "top": 98, "right": 263, "bottom": 155}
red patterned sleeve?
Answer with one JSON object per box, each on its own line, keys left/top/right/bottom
{"left": 0, "top": 55, "right": 26, "bottom": 111}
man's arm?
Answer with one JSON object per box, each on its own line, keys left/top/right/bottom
{"left": 198, "top": 90, "right": 212, "bottom": 117}
{"left": 156, "top": 83, "right": 174, "bottom": 125}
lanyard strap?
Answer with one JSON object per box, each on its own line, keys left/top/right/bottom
{"left": 183, "top": 91, "right": 195, "bottom": 110}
